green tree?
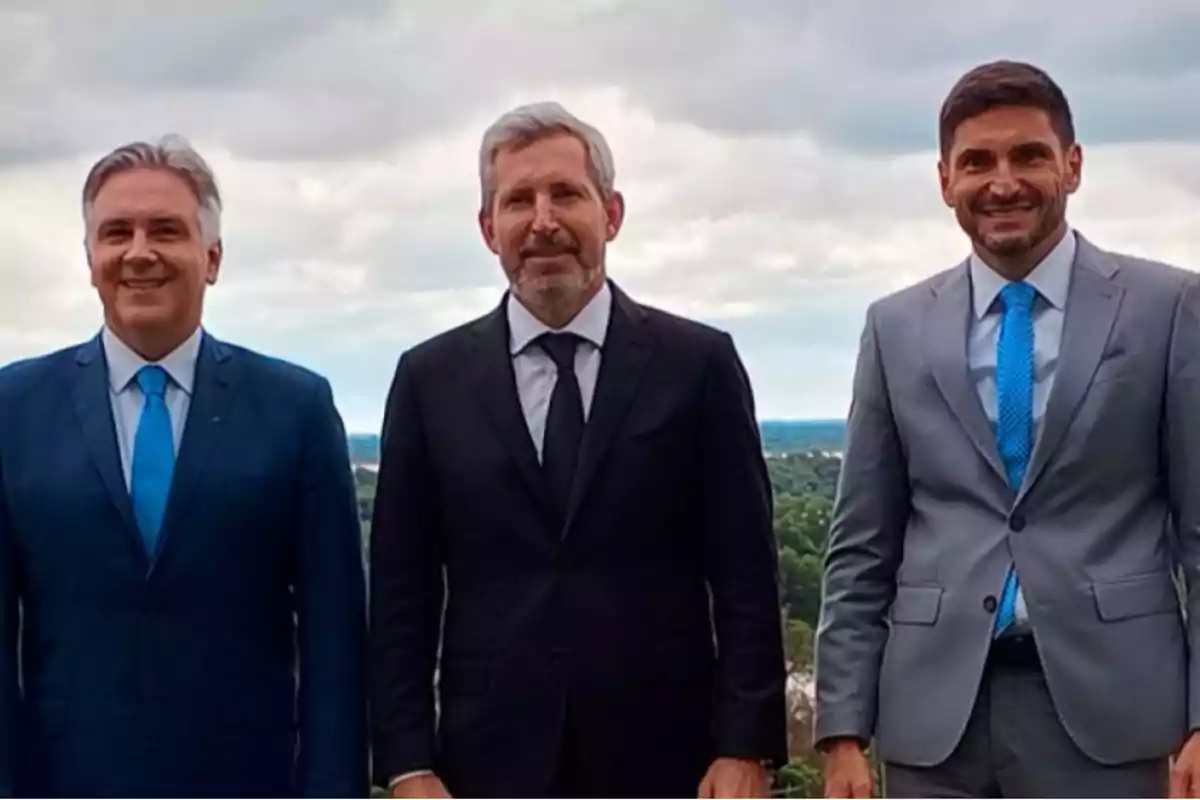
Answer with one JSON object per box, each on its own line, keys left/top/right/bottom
{"left": 774, "top": 759, "right": 823, "bottom": 798}
{"left": 774, "top": 492, "right": 831, "bottom": 626}
{"left": 783, "top": 618, "right": 814, "bottom": 673}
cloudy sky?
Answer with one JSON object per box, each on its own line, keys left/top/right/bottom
{"left": 3, "top": 1, "right": 1200, "bottom": 433}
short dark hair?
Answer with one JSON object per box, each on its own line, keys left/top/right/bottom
{"left": 938, "top": 60, "right": 1075, "bottom": 156}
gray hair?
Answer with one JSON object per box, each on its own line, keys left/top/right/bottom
{"left": 82, "top": 134, "right": 222, "bottom": 244}
{"left": 478, "top": 101, "right": 616, "bottom": 213}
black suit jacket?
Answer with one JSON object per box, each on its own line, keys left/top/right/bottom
{"left": 368, "top": 283, "right": 787, "bottom": 797}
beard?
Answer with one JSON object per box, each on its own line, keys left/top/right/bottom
{"left": 510, "top": 230, "right": 598, "bottom": 303}
{"left": 961, "top": 185, "right": 1066, "bottom": 260}
{"left": 515, "top": 261, "right": 595, "bottom": 307}
{"left": 507, "top": 256, "right": 604, "bottom": 328}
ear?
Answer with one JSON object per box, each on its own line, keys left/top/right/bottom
{"left": 205, "top": 239, "right": 223, "bottom": 285}
{"left": 937, "top": 158, "right": 954, "bottom": 208}
{"left": 1064, "top": 143, "right": 1083, "bottom": 195}
{"left": 84, "top": 241, "right": 99, "bottom": 288}
{"left": 603, "top": 190, "right": 626, "bottom": 241}
{"left": 478, "top": 208, "right": 500, "bottom": 255}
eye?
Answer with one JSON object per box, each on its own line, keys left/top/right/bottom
{"left": 502, "top": 191, "right": 532, "bottom": 208}
{"left": 150, "top": 222, "right": 185, "bottom": 239}
{"left": 958, "top": 151, "right": 993, "bottom": 173}
{"left": 98, "top": 223, "right": 131, "bottom": 242}
{"left": 1009, "top": 144, "right": 1052, "bottom": 166}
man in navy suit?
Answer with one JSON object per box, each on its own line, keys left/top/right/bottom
{"left": 0, "top": 135, "right": 368, "bottom": 797}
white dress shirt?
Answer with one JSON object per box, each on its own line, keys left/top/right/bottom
{"left": 506, "top": 281, "right": 612, "bottom": 461}
{"left": 101, "top": 325, "right": 202, "bottom": 488}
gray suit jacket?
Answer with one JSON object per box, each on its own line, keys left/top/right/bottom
{"left": 814, "top": 233, "right": 1200, "bottom": 767}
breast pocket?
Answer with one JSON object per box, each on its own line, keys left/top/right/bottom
{"left": 625, "top": 415, "right": 679, "bottom": 443}
{"left": 1089, "top": 345, "right": 1134, "bottom": 387}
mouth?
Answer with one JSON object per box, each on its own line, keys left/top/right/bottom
{"left": 120, "top": 278, "right": 169, "bottom": 290}
{"left": 980, "top": 204, "right": 1037, "bottom": 217}
{"left": 523, "top": 248, "right": 577, "bottom": 259}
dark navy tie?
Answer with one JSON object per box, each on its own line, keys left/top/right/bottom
{"left": 131, "top": 365, "right": 176, "bottom": 555}
{"left": 993, "top": 281, "right": 1037, "bottom": 635}
{"left": 538, "top": 332, "right": 585, "bottom": 524}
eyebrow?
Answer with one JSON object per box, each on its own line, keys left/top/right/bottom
{"left": 97, "top": 214, "right": 188, "bottom": 227}
{"left": 502, "top": 177, "right": 590, "bottom": 196}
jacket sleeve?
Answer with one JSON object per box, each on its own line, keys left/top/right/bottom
{"left": 699, "top": 331, "right": 790, "bottom": 766}
{"left": 813, "top": 303, "right": 909, "bottom": 748}
{"left": 368, "top": 353, "right": 446, "bottom": 786}
{"left": 1163, "top": 274, "right": 1200, "bottom": 731}
{"left": 294, "top": 378, "right": 370, "bottom": 796}
{"left": 0, "top": 440, "right": 18, "bottom": 795}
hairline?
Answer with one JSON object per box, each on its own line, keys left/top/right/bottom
{"left": 83, "top": 167, "right": 220, "bottom": 246}
{"left": 480, "top": 128, "right": 611, "bottom": 213}
{"left": 81, "top": 138, "right": 222, "bottom": 246}
{"left": 939, "top": 103, "right": 1075, "bottom": 160}
{"left": 938, "top": 61, "right": 1075, "bottom": 158}
{"left": 477, "top": 104, "right": 615, "bottom": 215}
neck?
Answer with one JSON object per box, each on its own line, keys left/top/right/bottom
{"left": 976, "top": 221, "right": 1069, "bottom": 282}
{"left": 520, "top": 279, "right": 603, "bottom": 329}
{"left": 107, "top": 321, "right": 198, "bottom": 362}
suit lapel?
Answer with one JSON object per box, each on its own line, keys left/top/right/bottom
{"left": 469, "top": 303, "right": 556, "bottom": 521}
{"left": 1019, "top": 236, "right": 1123, "bottom": 499}
{"left": 152, "top": 334, "right": 236, "bottom": 569}
{"left": 563, "top": 285, "right": 653, "bottom": 534}
{"left": 926, "top": 265, "right": 1009, "bottom": 484}
{"left": 71, "top": 336, "right": 144, "bottom": 562}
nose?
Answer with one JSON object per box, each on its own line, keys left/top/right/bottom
{"left": 531, "top": 193, "right": 559, "bottom": 232}
{"left": 987, "top": 161, "right": 1021, "bottom": 199}
{"left": 122, "top": 230, "right": 158, "bottom": 265}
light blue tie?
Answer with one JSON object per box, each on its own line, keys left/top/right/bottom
{"left": 131, "top": 365, "right": 175, "bottom": 556}
{"left": 993, "top": 281, "right": 1037, "bottom": 636}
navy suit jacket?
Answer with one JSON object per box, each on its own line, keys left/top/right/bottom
{"left": 0, "top": 333, "right": 368, "bottom": 797}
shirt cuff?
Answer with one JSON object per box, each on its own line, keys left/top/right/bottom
{"left": 388, "top": 770, "right": 433, "bottom": 789}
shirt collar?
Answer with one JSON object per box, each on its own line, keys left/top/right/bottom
{"left": 969, "top": 228, "right": 1076, "bottom": 320}
{"left": 507, "top": 281, "right": 612, "bottom": 356}
{"left": 101, "top": 325, "right": 204, "bottom": 395}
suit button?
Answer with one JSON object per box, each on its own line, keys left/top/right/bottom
{"left": 1009, "top": 514, "right": 1026, "bottom": 532}
{"left": 983, "top": 595, "right": 997, "bottom": 613}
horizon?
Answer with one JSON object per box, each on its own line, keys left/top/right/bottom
{"left": 345, "top": 418, "right": 847, "bottom": 436}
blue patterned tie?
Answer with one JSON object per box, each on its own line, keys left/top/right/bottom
{"left": 993, "top": 281, "right": 1037, "bottom": 636}
{"left": 131, "top": 365, "right": 175, "bottom": 555}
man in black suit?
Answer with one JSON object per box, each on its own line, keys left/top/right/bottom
{"left": 368, "top": 101, "right": 788, "bottom": 798}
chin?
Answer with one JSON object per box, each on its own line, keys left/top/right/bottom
{"left": 115, "top": 306, "right": 176, "bottom": 332}
{"left": 979, "top": 228, "right": 1039, "bottom": 257}
{"left": 529, "top": 273, "right": 587, "bottom": 298}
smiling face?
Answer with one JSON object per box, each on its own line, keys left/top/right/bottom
{"left": 479, "top": 131, "right": 624, "bottom": 327}
{"left": 938, "top": 105, "right": 1081, "bottom": 277}
{"left": 86, "top": 167, "right": 221, "bottom": 359}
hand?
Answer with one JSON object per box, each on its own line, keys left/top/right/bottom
{"left": 390, "top": 773, "right": 452, "bottom": 798}
{"left": 823, "top": 738, "right": 874, "bottom": 798}
{"left": 698, "top": 757, "right": 770, "bottom": 798}
{"left": 1171, "top": 733, "right": 1200, "bottom": 798}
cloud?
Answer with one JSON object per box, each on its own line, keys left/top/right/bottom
{"left": 1, "top": 2, "right": 1199, "bottom": 430}
{"left": 7, "top": 2, "right": 1200, "bottom": 165}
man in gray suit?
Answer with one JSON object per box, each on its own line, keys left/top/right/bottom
{"left": 815, "top": 59, "right": 1200, "bottom": 798}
